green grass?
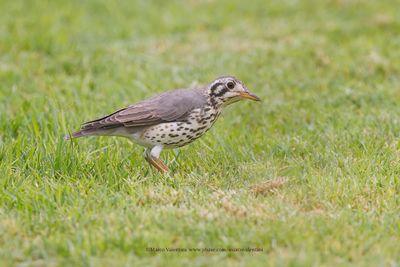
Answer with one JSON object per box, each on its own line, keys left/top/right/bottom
{"left": 1, "top": 0, "right": 400, "bottom": 266}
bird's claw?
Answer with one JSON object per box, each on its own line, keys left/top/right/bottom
{"left": 145, "top": 156, "right": 169, "bottom": 173}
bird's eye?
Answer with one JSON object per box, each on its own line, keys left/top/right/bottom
{"left": 226, "top": 81, "right": 235, "bottom": 89}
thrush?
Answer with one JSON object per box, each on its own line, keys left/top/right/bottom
{"left": 65, "top": 76, "right": 260, "bottom": 172}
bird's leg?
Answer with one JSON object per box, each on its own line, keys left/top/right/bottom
{"left": 144, "top": 146, "right": 169, "bottom": 173}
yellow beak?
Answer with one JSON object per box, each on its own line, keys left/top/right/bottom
{"left": 239, "top": 91, "right": 261, "bottom": 101}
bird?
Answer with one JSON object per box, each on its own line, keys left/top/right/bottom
{"left": 65, "top": 76, "right": 260, "bottom": 173}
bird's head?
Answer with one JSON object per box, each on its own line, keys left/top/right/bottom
{"left": 206, "top": 76, "right": 260, "bottom": 107}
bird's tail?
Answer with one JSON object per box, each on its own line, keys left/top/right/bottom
{"left": 64, "top": 129, "right": 101, "bottom": 141}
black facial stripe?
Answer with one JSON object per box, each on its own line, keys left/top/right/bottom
{"left": 210, "top": 82, "right": 224, "bottom": 93}
{"left": 212, "top": 87, "right": 228, "bottom": 98}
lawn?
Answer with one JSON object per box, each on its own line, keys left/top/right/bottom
{"left": 1, "top": 0, "right": 400, "bottom": 266}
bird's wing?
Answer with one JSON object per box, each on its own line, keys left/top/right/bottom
{"left": 80, "top": 88, "right": 206, "bottom": 131}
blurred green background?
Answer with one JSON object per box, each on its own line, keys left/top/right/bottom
{"left": 1, "top": 0, "right": 399, "bottom": 266}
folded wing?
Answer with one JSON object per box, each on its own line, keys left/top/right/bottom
{"left": 68, "top": 88, "right": 206, "bottom": 138}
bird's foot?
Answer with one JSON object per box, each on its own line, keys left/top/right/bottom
{"left": 145, "top": 156, "right": 169, "bottom": 173}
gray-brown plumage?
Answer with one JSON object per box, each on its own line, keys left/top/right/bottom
{"left": 65, "top": 76, "right": 260, "bottom": 172}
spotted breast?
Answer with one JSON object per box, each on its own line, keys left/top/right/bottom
{"left": 131, "top": 105, "right": 221, "bottom": 148}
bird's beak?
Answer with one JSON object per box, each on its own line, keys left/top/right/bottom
{"left": 239, "top": 91, "right": 261, "bottom": 101}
